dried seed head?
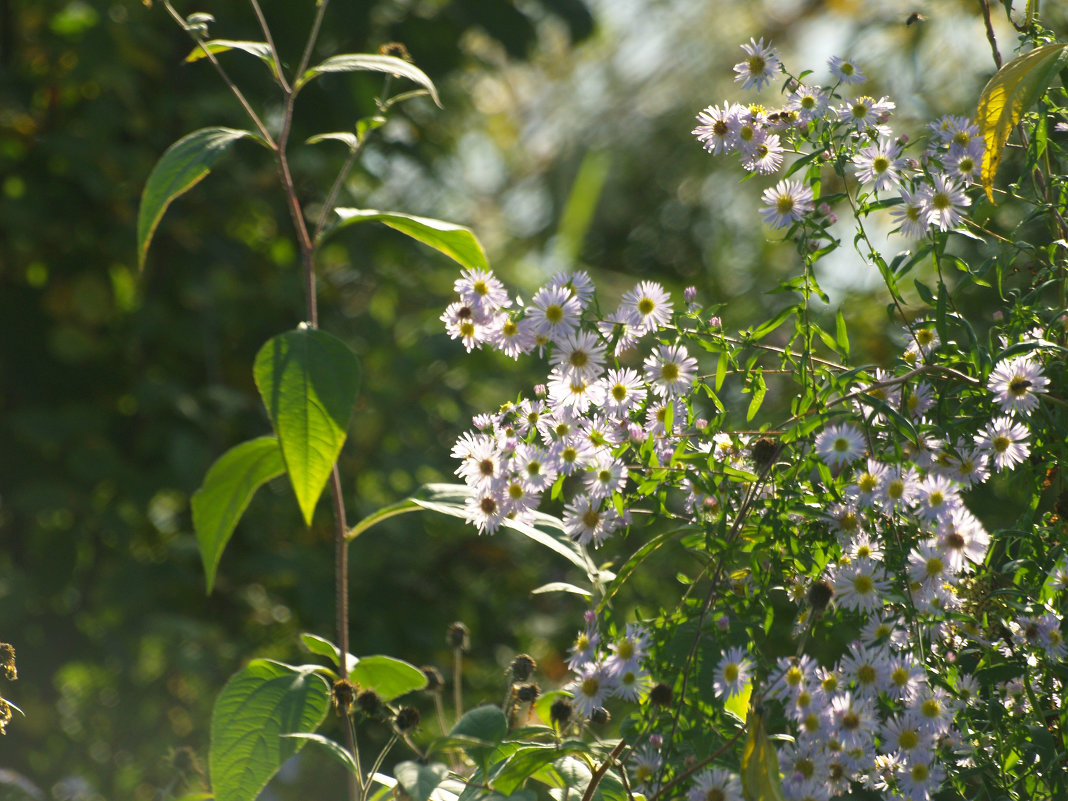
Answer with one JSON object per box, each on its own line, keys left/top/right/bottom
{"left": 332, "top": 679, "right": 357, "bottom": 715}
{"left": 447, "top": 622, "right": 470, "bottom": 650}
{"left": 509, "top": 654, "right": 536, "bottom": 682}
{"left": 589, "top": 707, "right": 611, "bottom": 725}
{"left": 357, "top": 689, "right": 383, "bottom": 717}
{"left": 549, "top": 696, "right": 573, "bottom": 727}
{"left": 649, "top": 682, "right": 674, "bottom": 707}
{"left": 0, "top": 644, "right": 14, "bottom": 682}
{"left": 421, "top": 665, "right": 444, "bottom": 693}
{"left": 515, "top": 682, "right": 540, "bottom": 704}
{"left": 808, "top": 579, "right": 835, "bottom": 612}
{"left": 394, "top": 706, "right": 421, "bottom": 732}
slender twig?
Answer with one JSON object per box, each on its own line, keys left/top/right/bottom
{"left": 345, "top": 713, "right": 365, "bottom": 799}
{"left": 361, "top": 733, "right": 399, "bottom": 801}
{"left": 453, "top": 645, "right": 464, "bottom": 722}
{"left": 296, "top": 0, "right": 331, "bottom": 79}
{"left": 160, "top": 0, "right": 275, "bottom": 145}
{"left": 579, "top": 741, "right": 628, "bottom": 801}
{"left": 978, "top": 0, "right": 1003, "bottom": 69}
{"left": 331, "top": 466, "right": 350, "bottom": 673}
{"left": 247, "top": 0, "right": 291, "bottom": 92}
{"left": 648, "top": 727, "right": 744, "bottom": 801}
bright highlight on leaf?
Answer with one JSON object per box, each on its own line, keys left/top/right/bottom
{"left": 740, "top": 705, "right": 786, "bottom": 801}
{"left": 977, "top": 43, "right": 1068, "bottom": 202}
{"left": 295, "top": 53, "right": 441, "bottom": 106}
{"left": 330, "top": 209, "right": 489, "bottom": 271}
{"left": 253, "top": 328, "right": 360, "bottom": 526}
{"left": 137, "top": 127, "right": 254, "bottom": 270}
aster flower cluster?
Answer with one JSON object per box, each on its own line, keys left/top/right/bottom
{"left": 693, "top": 42, "right": 981, "bottom": 238}
{"left": 563, "top": 614, "right": 655, "bottom": 719}
{"left": 445, "top": 268, "right": 703, "bottom": 542}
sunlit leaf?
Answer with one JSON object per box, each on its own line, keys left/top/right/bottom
{"left": 253, "top": 327, "right": 360, "bottom": 525}
{"left": 184, "top": 40, "right": 277, "bottom": 78}
{"left": 281, "top": 733, "right": 359, "bottom": 774}
{"left": 977, "top": 43, "right": 1068, "bottom": 202}
{"left": 137, "top": 127, "right": 255, "bottom": 270}
{"left": 349, "top": 655, "right": 426, "bottom": 701}
{"left": 211, "top": 660, "right": 330, "bottom": 801}
{"left": 394, "top": 761, "right": 448, "bottom": 801}
{"left": 740, "top": 705, "right": 786, "bottom": 801}
{"left": 192, "top": 436, "right": 285, "bottom": 594}
{"left": 329, "top": 210, "right": 488, "bottom": 271}
{"left": 296, "top": 53, "right": 441, "bottom": 106}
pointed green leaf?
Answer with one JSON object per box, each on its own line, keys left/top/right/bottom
{"left": 740, "top": 706, "right": 786, "bottom": 801}
{"left": 211, "top": 660, "right": 330, "bottom": 801}
{"left": 350, "top": 655, "right": 427, "bottom": 702}
{"left": 834, "top": 310, "right": 849, "bottom": 359}
{"left": 253, "top": 327, "right": 360, "bottom": 525}
{"left": 977, "top": 43, "right": 1068, "bottom": 202}
{"left": 299, "top": 633, "right": 358, "bottom": 673}
{"left": 449, "top": 705, "right": 507, "bottom": 768}
{"left": 192, "top": 436, "right": 285, "bottom": 594}
{"left": 330, "top": 210, "right": 488, "bottom": 271}
{"left": 394, "top": 761, "right": 449, "bottom": 801}
{"left": 530, "top": 581, "right": 592, "bottom": 597}
{"left": 185, "top": 40, "right": 277, "bottom": 77}
{"left": 296, "top": 53, "right": 441, "bottom": 106}
{"left": 746, "top": 370, "right": 767, "bottom": 422}
{"left": 137, "top": 127, "right": 254, "bottom": 269}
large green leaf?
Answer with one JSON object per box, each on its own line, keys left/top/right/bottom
{"left": 329, "top": 210, "right": 488, "bottom": 271}
{"left": 137, "top": 127, "right": 254, "bottom": 269}
{"left": 210, "top": 660, "right": 330, "bottom": 801}
{"left": 977, "top": 43, "right": 1068, "bottom": 201}
{"left": 295, "top": 53, "right": 441, "bottom": 106}
{"left": 740, "top": 706, "right": 786, "bottom": 801}
{"left": 449, "top": 705, "right": 508, "bottom": 772}
{"left": 349, "top": 655, "right": 427, "bottom": 702}
{"left": 253, "top": 327, "right": 360, "bottom": 525}
{"left": 192, "top": 436, "right": 285, "bottom": 594}
{"left": 394, "top": 761, "right": 448, "bottom": 801}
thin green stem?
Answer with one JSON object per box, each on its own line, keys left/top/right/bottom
{"left": 453, "top": 646, "right": 464, "bottom": 722}
{"left": 361, "top": 732, "right": 399, "bottom": 801}
{"left": 247, "top": 0, "right": 290, "bottom": 92}
{"left": 345, "top": 713, "right": 365, "bottom": 799}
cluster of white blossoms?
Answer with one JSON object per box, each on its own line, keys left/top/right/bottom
{"left": 563, "top": 613, "right": 655, "bottom": 717}
{"left": 694, "top": 40, "right": 980, "bottom": 237}
{"left": 445, "top": 268, "right": 702, "bottom": 543}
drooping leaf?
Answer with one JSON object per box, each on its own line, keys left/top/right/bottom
{"left": 296, "top": 53, "right": 441, "bottom": 106}
{"left": 280, "top": 733, "right": 359, "bottom": 774}
{"left": 741, "top": 705, "right": 786, "bottom": 801}
{"left": 977, "top": 43, "right": 1068, "bottom": 202}
{"left": 184, "top": 40, "right": 277, "bottom": 77}
{"left": 253, "top": 327, "right": 360, "bottom": 525}
{"left": 393, "top": 761, "right": 449, "bottom": 801}
{"left": 210, "top": 660, "right": 330, "bottom": 801}
{"left": 329, "top": 210, "right": 488, "bottom": 271}
{"left": 492, "top": 742, "right": 590, "bottom": 795}
{"left": 349, "top": 655, "right": 427, "bottom": 702}
{"left": 530, "top": 581, "right": 592, "bottom": 597}
{"left": 192, "top": 436, "right": 285, "bottom": 593}
{"left": 137, "top": 127, "right": 255, "bottom": 270}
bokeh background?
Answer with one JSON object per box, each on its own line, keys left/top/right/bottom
{"left": 1, "top": 0, "right": 1061, "bottom": 798}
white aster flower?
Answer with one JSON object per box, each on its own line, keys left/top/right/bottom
{"left": 619, "top": 280, "right": 674, "bottom": 333}
{"left": 713, "top": 646, "right": 752, "bottom": 700}
{"left": 599, "top": 367, "right": 647, "bottom": 417}
{"left": 890, "top": 187, "right": 929, "bottom": 239}
{"left": 688, "top": 768, "right": 743, "bottom": 801}
{"left": 976, "top": 415, "right": 1031, "bottom": 471}
{"left": 550, "top": 330, "right": 607, "bottom": 382}
{"left": 918, "top": 173, "right": 970, "bottom": 232}
{"left": 828, "top": 55, "right": 865, "bottom": 84}
{"left": 643, "top": 343, "right": 698, "bottom": 398}
{"left": 454, "top": 268, "right": 510, "bottom": 313}
{"left": 760, "top": 179, "right": 814, "bottom": 229}
{"left": 527, "top": 284, "right": 582, "bottom": 344}
{"left": 814, "top": 422, "right": 865, "bottom": 468}
{"left": 853, "top": 138, "right": 904, "bottom": 192}
{"left": 987, "top": 356, "right": 1048, "bottom": 416}
{"left": 733, "top": 37, "right": 780, "bottom": 91}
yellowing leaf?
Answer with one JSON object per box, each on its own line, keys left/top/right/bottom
{"left": 740, "top": 705, "right": 786, "bottom": 801}
{"left": 723, "top": 679, "right": 753, "bottom": 723}
{"left": 977, "top": 43, "right": 1068, "bottom": 202}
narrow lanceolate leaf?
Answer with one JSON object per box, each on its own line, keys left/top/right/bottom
{"left": 137, "top": 127, "right": 254, "bottom": 270}
{"left": 184, "top": 40, "right": 277, "bottom": 77}
{"left": 211, "top": 660, "right": 330, "bottom": 801}
{"left": 253, "top": 327, "right": 360, "bottom": 526}
{"left": 295, "top": 53, "right": 441, "bottom": 106}
{"left": 977, "top": 43, "right": 1068, "bottom": 202}
{"left": 740, "top": 706, "right": 786, "bottom": 801}
{"left": 329, "top": 209, "right": 489, "bottom": 271}
{"left": 192, "top": 436, "right": 286, "bottom": 593}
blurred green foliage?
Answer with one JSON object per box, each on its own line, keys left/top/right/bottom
{"left": 2, "top": 0, "right": 1065, "bottom": 798}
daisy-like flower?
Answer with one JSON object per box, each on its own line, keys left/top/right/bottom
{"left": 566, "top": 620, "right": 600, "bottom": 671}
{"left": 527, "top": 285, "right": 582, "bottom": 344}
{"left": 743, "top": 132, "right": 784, "bottom": 174}
{"left": 853, "top": 139, "right": 904, "bottom": 192}
{"left": 879, "top": 464, "right": 919, "bottom": 512}
{"left": 464, "top": 487, "right": 506, "bottom": 535}
{"left": 442, "top": 302, "right": 493, "bottom": 352}
{"left": 688, "top": 767, "right": 743, "bottom": 801}
{"left": 644, "top": 343, "right": 699, "bottom": 398}
{"left": 928, "top": 114, "right": 978, "bottom": 146}
{"left": 733, "top": 37, "right": 780, "bottom": 91}
{"left": 879, "top": 713, "right": 933, "bottom": 761}
{"left": 604, "top": 622, "right": 650, "bottom": 676}
{"left": 549, "top": 270, "right": 595, "bottom": 308}
{"left": 584, "top": 455, "right": 628, "bottom": 499}
{"left": 785, "top": 84, "right": 829, "bottom": 122}
{"left": 918, "top": 173, "right": 970, "bottom": 232}
{"left": 730, "top": 112, "right": 766, "bottom": 159}
{"left": 513, "top": 443, "right": 557, "bottom": 494}
{"left": 490, "top": 314, "right": 537, "bottom": 359}
{"left": 712, "top": 646, "right": 752, "bottom": 700}
{"left": 937, "top": 507, "right": 990, "bottom": 570}
{"left": 908, "top": 539, "right": 956, "bottom": 590}
{"left": 987, "top": 355, "right": 1049, "bottom": 416}
{"left": 828, "top": 55, "right": 865, "bottom": 84}
{"left": 693, "top": 102, "right": 744, "bottom": 155}
{"left": 614, "top": 664, "right": 653, "bottom": 703}
{"left": 846, "top": 531, "right": 884, "bottom": 562}
{"left": 645, "top": 399, "right": 685, "bottom": 437}
{"left": 619, "top": 280, "right": 674, "bottom": 333}
{"left": 850, "top": 458, "right": 888, "bottom": 508}
{"left": 629, "top": 743, "right": 662, "bottom": 795}
{"left": 898, "top": 757, "right": 945, "bottom": 801}
{"left": 884, "top": 655, "right": 926, "bottom": 703}
{"left": 976, "top": 415, "right": 1031, "bottom": 471}
{"left": 839, "top": 641, "right": 890, "bottom": 698}
{"left": 914, "top": 473, "right": 962, "bottom": 523}
{"left": 596, "top": 314, "right": 642, "bottom": 356}
{"left": 947, "top": 143, "right": 983, "bottom": 184}
{"left": 550, "top": 330, "right": 607, "bottom": 382}
{"left": 454, "top": 268, "right": 511, "bottom": 313}
{"left": 838, "top": 95, "right": 894, "bottom": 133}
{"left": 903, "top": 380, "right": 935, "bottom": 419}
{"left": 599, "top": 367, "right": 647, "bottom": 418}
{"left": 910, "top": 684, "right": 956, "bottom": 734}
{"left": 829, "top": 691, "right": 876, "bottom": 751}
{"left": 566, "top": 660, "right": 615, "bottom": 718}
{"left": 547, "top": 368, "right": 606, "bottom": 414}
{"left": 766, "top": 655, "right": 816, "bottom": 701}
{"left": 814, "top": 422, "right": 865, "bottom": 468}
{"left": 833, "top": 558, "right": 889, "bottom": 614}
{"left": 760, "top": 179, "right": 814, "bottom": 229}
{"left": 890, "top": 187, "right": 929, "bottom": 239}
{"left": 455, "top": 436, "right": 506, "bottom": 489}
{"left": 550, "top": 436, "right": 596, "bottom": 476}
{"left": 562, "top": 493, "right": 621, "bottom": 546}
